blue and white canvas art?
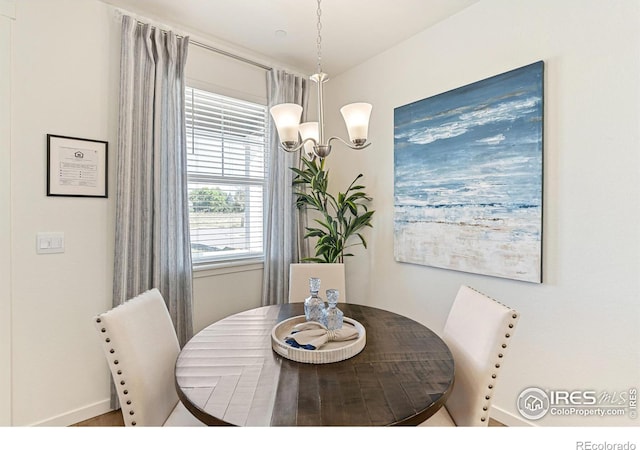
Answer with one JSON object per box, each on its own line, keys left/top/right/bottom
{"left": 393, "top": 61, "right": 543, "bottom": 283}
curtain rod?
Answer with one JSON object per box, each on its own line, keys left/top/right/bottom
{"left": 190, "top": 40, "right": 272, "bottom": 72}
{"left": 132, "top": 18, "right": 272, "bottom": 72}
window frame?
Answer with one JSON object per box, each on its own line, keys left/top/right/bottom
{"left": 185, "top": 84, "right": 269, "bottom": 267}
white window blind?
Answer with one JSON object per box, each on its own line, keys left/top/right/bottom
{"left": 185, "top": 86, "right": 268, "bottom": 264}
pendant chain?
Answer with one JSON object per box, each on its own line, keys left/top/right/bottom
{"left": 316, "top": 0, "right": 323, "bottom": 74}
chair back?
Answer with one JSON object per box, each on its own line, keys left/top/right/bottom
{"left": 94, "top": 288, "right": 180, "bottom": 426}
{"left": 288, "top": 263, "right": 347, "bottom": 303}
{"left": 442, "top": 285, "right": 519, "bottom": 426}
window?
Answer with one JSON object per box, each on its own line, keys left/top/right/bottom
{"left": 185, "top": 86, "right": 268, "bottom": 264}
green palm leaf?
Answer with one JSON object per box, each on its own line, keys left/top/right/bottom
{"left": 292, "top": 156, "right": 374, "bottom": 263}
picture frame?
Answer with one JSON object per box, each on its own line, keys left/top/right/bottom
{"left": 393, "top": 61, "right": 544, "bottom": 283}
{"left": 46, "top": 134, "right": 108, "bottom": 198}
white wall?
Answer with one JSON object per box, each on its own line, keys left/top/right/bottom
{"left": 10, "top": 0, "right": 119, "bottom": 426}
{"left": 192, "top": 264, "right": 263, "bottom": 333}
{"left": 0, "top": 0, "right": 15, "bottom": 427}
{"left": 6, "top": 0, "right": 269, "bottom": 426}
{"left": 324, "top": 0, "right": 640, "bottom": 426}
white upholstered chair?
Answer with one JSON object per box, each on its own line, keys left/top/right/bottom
{"left": 93, "top": 288, "right": 205, "bottom": 426}
{"left": 421, "top": 285, "right": 520, "bottom": 426}
{"left": 288, "top": 263, "right": 347, "bottom": 303}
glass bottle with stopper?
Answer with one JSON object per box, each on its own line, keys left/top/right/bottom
{"left": 323, "top": 289, "right": 343, "bottom": 330}
{"left": 304, "top": 277, "right": 326, "bottom": 323}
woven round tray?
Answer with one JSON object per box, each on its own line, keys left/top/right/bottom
{"left": 271, "top": 315, "right": 366, "bottom": 364}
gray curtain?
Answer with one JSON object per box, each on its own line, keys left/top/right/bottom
{"left": 262, "top": 69, "right": 310, "bottom": 305}
{"left": 113, "top": 16, "right": 193, "bottom": 345}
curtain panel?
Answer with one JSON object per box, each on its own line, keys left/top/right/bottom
{"left": 262, "top": 70, "right": 310, "bottom": 305}
{"left": 113, "top": 16, "right": 193, "bottom": 347}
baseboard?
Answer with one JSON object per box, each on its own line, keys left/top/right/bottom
{"left": 30, "top": 399, "right": 112, "bottom": 427}
{"left": 491, "top": 405, "right": 536, "bottom": 427}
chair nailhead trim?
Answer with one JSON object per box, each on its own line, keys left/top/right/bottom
{"left": 462, "top": 289, "right": 520, "bottom": 427}
{"left": 98, "top": 319, "right": 139, "bottom": 425}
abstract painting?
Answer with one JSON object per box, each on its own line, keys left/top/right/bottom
{"left": 393, "top": 61, "right": 543, "bottom": 283}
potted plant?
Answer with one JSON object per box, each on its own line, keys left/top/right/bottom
{"left": 291, "top": 157, "right": 375, "bottom": 263}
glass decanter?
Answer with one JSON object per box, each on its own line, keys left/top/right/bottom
{"left": 323, "top": 289, "right": 343, "bottom": 330}
{"left": 304, "top": 277, "right": 326, "bottom": 323}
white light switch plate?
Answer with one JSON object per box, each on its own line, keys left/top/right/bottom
{"left": 37, "top": 232, "right": 65, "bottom": 254}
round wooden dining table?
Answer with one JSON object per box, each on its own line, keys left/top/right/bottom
{"left": 175, "top": 302, "right": 454, "bottom": 426}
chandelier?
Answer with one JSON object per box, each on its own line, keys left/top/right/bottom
{"left": 269, "top": 0, "right": 373, "bottom": 159}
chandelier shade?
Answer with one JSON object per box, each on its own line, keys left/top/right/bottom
{"left": 270, "top": 103, "right": 303, "bottom": 148}
{"left": 298, "top": 121, "right": 319, "bottom": 158}
{"left": 340, "top": 102, "right": 373, "bottom": 144}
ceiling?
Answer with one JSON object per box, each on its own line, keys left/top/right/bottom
{"left": 101, "top": 0, "right": 479, "bottom": 75}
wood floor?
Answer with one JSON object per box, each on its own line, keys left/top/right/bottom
{"left": 71, "top": 410, "right": 124, "bottom": 427}
{"left": 71, "top": 410, "right": 505, "bottom": 427}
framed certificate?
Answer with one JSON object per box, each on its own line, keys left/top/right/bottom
{"left": 46, "top": 134, "right": 108, "bottom": 198}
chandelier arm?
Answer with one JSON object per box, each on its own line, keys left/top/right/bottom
{"left": 327, "top": 136, "right": 372, "bottom": 151}
{"left": 278, "top": 137, "right": 319, "bottom": 154}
